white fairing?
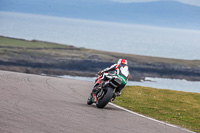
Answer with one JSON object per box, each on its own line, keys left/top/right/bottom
{"left": 120, "top": 66, "right": 129, "bottom": 77}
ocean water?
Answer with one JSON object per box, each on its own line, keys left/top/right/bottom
{"left": 58, "top": 75, "right": 200, "bottom": 93}
{"left": 1, "top": 11, "right": 200, "bottom": 60}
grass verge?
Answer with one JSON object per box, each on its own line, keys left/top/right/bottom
{"left": 114, "top": 86, "right": 200, "bottom": 133}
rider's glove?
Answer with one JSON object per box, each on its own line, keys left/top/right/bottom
{"left": 98, "top": 71, "right": 102, "bottom": 75}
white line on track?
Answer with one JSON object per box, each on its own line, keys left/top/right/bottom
{"left": 109, "top": 103, "right": 196, "bottom": 133}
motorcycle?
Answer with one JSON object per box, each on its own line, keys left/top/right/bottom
{"left": 87, "top": 72, "right": 122, "bottom": 108}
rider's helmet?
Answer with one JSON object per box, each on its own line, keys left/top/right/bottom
{"left": 118, "top": 59, "right": 128, "bottom": 65}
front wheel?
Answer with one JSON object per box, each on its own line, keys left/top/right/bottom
{"left": 96, "top": 87, "right": 113, "bottom": 108}
{"left": 87, "top": 95, "right": 93, "bottom": 105}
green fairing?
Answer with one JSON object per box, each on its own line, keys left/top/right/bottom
{"left": 116, "top": 74, "right": 127, "bottom": 84}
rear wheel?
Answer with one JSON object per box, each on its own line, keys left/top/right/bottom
{"left": 96, "top": 87, "right": 113, "bottom": 108}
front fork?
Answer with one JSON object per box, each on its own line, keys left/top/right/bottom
{"left": 92, "top": 88, "right": 102, "bottom": 103}
{"left": 92, "top": 94, "right": 97, "bottom": 103}
{"left": 91, "top": 85, "right": 99, "bottom": 103}
{"left": 91, "top": 84, "right": 103, "bottom": 103}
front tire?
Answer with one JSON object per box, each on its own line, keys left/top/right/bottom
{"left": 96, "top": 87, "right": 113, "bottom": 108}
{"left": 87, "top": 95, "right": 93, "bottom": 105}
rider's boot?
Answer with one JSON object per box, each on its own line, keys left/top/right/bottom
{"left": 110, "top": 91, "right": 121, "bottom": 102}
{"left": 115, "top": 91, "right": 121, "bottom": 96}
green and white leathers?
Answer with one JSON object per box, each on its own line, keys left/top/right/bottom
{"left": 101, "top": 59, "right": 130, "bottom": 85}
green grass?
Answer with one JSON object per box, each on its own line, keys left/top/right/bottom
{"left": 0, "top": 36, "right": 67, "bottom": 48}
{"left": 0, "top": 36, "right": 86, "bottom": 59}
{"left": 114, "top": 86, "right": 200, "bottom": 133}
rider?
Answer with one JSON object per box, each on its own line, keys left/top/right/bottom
{"left": 93, "top": 58, "right": 130, "bottom": 99}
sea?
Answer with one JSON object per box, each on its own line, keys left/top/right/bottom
{"left": 58, "top": 75, "right": 200, "bottom": 93}
{"left": 1, "top": 11, "right": 200, "bottom": 60}
{"left": 0, "top": 11, "right": 200, "bottom": 93}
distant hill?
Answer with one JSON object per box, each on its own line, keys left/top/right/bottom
{"left": 1, "top": 36, "right": 200, "bottom": 81}
{"left": 0, "top": 0, "right": 200, "bottom": 29}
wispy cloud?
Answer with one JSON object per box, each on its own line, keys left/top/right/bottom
{"left": 110, "top": 0, "right": 200, "bottom": 7}
{"left": 175, "top": 0, "right": 200, "bottom": 7}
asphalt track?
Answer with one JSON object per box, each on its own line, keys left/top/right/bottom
{"left": 0, "top": 70, "right": 193, "bottom": 133}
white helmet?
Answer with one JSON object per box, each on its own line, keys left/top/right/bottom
{"left": 117, "top": 59, "right": 128, "bottom": 65}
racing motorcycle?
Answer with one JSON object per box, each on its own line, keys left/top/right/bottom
{"left": 87, "top": 72, "right": 122, "bottom": 108}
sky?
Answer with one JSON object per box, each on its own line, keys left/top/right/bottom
{"left": 111, "top": 0, "right": 200, "bottom": 7}
{"left": 0, "top": 0, "right": 200, "bottom": 29}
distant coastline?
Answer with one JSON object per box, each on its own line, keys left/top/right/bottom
{"left": 0, "top": 36, "right": 200, "bottom": 81}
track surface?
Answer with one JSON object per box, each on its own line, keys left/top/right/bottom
{"left": 0, "top": 70, "right": 192, "bottom": 133}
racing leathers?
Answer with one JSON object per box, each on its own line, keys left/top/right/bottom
{"left": 100, "top": 63, "right": 130, "bottom": 95}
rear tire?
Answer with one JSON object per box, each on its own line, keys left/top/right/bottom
{"left": 96, "top": 87, "right": 113, "bottom": 108}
